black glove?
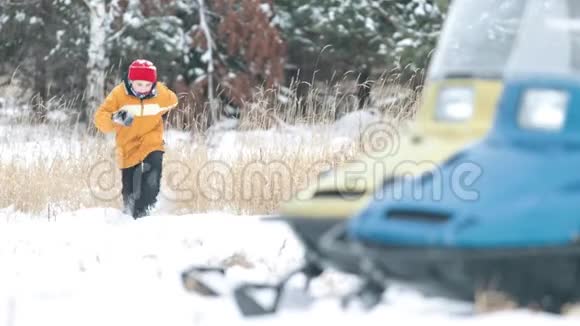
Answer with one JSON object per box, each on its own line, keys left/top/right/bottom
{"left": 112, "top": 109, "right": 134, "bottom": 126}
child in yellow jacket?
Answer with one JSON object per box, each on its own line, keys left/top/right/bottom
{"left": 94, "top": 59, "right": 178, "bottom": 219}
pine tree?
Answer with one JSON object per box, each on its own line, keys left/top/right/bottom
{"left": 390, "top": 0, "right": 445, "bottom": 85}
{"left": 176, "top": 0, "right": 287, "bottom": 124}
{"left": 0, "top": 0, "right": 89, "bottom": 113}
{"left": 274, "top": 0, "right": 396, "bottom": 78}
{"left": 107, "top": 0, "right": 188, "bottom": 84}
{"left": 273, "top": 0, "right": 445, "bottom": 90}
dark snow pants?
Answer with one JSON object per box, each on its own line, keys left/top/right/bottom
{"left": 121, "top": 150, "right": 163, "bottom": 219}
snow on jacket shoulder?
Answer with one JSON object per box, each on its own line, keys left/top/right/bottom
{"left": 94, "top": 82, "right": 178, "bottom": 169}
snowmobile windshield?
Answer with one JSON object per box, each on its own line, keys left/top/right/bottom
{"left": 505, "top": 0, "right": 580, "bottom": 78}
{"left": 427, "top": 0, "right": 527, "bottom": 80}
{"left": 429, "top": 0, "right": 580, "bottom": 80}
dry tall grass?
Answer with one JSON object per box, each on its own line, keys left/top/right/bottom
{"left": 0, "top": 123, "right": 369, "bottom": 217}
{"left": 0, "top": 77, "right": 419, "bottom": 217}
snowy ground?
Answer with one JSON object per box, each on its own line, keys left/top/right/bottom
{"left": 1, "top": 208, "right": 579, "bottom": 326}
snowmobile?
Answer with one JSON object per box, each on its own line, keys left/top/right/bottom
{"left": 266, "top": 0, "right": 533, "bottom": 277}
{"left": 275, "top": 0, "right": 513, "bottom": 243}
{"left": 180, "top": 0, "right": 526, "bottom": 316}
{"left": 319, "top": 0, "right": 580, "bottom": 313}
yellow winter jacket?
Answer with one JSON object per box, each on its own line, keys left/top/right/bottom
{"left": 94, "top": 81, "right": 178, "bottom": 169}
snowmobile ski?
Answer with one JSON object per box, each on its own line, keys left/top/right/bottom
{"left": 181, "top": 263, "right": 320, "bottom": 316}
{"left": 181, "top": 266, "right": 227, "bottom": 297}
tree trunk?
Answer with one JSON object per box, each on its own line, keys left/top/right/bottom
{"left": 33, "top": 53, "right": 48, "bottom": 118}
{"left": 356, "top": 65, "right": 371, "bottom": 110}
{"left": 197, "top": 0, "right": 217, "bottom": 125}
{"left": 31, "top": 0, "right": 51, "bottom": 121}
{"left": 84, "top": 0, "right": 108, "bottom": 126}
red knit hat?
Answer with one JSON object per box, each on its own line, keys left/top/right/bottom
{"left": 128, "top": 59, "right": 157, "bottom": 83}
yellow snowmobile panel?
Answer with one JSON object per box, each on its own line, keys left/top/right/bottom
{"left": 279, "top": 79, "right": 503, "bottom": 219}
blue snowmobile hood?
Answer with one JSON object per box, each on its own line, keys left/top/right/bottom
{"left": 349, "top": 76, "right": 580, "bottom": 248}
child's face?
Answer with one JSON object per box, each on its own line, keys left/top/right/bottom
{"left": 131, "top": 80, "right": 154, "bottom": 94}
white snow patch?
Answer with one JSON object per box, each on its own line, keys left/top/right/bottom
{"left": 0, "top": 124, "right": 87, "bottom": 167}
{"left": 0, "top": 208, "right": 578, "bottom": 325}
{"left": 259, "top": 3, "right": 272, "bottom": 16}
{"left": 164, "top": 129, "right": 194, "bottom": 147}
{"left": 46, "top": 110, "right": 69, "bottom": 123}
{"left": 206, "top": 110, "right": 383, "bottom": 159}
{"left": 15, "top": 11, "right": 26, "bottom": 22}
